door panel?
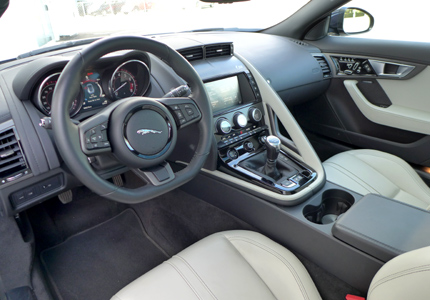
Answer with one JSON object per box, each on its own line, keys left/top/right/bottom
{"left": 294, "top": 37, "right": 430, "bottom": 166}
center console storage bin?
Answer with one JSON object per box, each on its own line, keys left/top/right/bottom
{"left": 333, "top": 194, "right": 430, "bottom": 262}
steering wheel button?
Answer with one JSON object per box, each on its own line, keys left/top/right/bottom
{"left": 101, "top": 131, "right": 108, "bottom": 142}
{"left": 90, "top": 136, "right": 97, "bottom": 142}
{"left": 175, "top": 110, "right": 184, "bottom": 119}
{"left": 99, "top": 141, "right": 110, "bottom": 148}
{"left": 179, "top": 118, "right": 187, "bottom": 125}
{"left": 171, "top": 105, "right": 180, "bottom": 110}
{"left": 185, "top": 108, "right": 194, "bottom": 116}
{"left": 90, "top": 128, "right": 97, "bottom": 135}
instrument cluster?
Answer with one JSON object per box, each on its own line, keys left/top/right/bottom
{"left": 34, "top": 58, "right": 151, "bottom": 118}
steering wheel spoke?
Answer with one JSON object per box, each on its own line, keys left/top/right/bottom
{"left": 78, "top": 106, "right": 115, "bottom": 156}
{"left": 132, "top": 161, "right": 176, "bottom": 186}
{"left": 158, "top": 97, "right": 202, "bottom": 129}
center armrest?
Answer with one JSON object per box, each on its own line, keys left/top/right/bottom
{"left": 332, "top": 194, "right": 430, "bottom": 262}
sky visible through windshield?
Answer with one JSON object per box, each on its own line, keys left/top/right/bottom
{"left": 0, "top": 0, "right": 309, "bottom": 61}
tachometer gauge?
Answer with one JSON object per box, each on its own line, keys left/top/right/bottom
{"left": 38, "top": 73, "right": 83, "bottom": 117}
{"left": 109, "top": 60, "right": 150, "bottom": 100}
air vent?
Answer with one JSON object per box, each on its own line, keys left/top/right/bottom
{"left": 178, "top": 47, "right": 204, "bottom": 61}
{"left": 290, "top": 39, "right": 309, "bottom": 47}
{"left": 0, "top": 127, "right": 29, "bottom": 184}
{"left": 314, "top": 55, "right": 332, "bottom": 78}
{"left": 206, "top": 43, "right": 233, "bottom": 58}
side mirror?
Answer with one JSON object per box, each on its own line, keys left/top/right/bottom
{"left": 330, "top": 7, "right": 374, "bottom": 35}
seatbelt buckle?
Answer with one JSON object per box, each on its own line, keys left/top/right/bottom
{"left": 346, "top": 294, "right": 366, "bottom": 300}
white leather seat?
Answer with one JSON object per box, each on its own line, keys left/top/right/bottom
{"left": 368, "top": 245, "right": 430, "bottom": 299}
{"left": 324, "top": 149, "right": 430, "bottom": 210}
{"left": 111, "top": 230, "right": 322, "bottom": 300}
{"left": 112, "top": 230, "right": 430, "bottom": 300}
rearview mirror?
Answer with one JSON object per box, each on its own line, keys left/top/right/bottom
{"left": 330, "top": 7, "right": 374, "bottom": 35}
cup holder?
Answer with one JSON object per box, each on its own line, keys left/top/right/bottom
{"left": 303, "top": 189, "right": 354, "bottom": 225}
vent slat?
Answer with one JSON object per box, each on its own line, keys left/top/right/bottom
{"left": 178, "top": 47, "right": 204, "bottom": 61}
{"left": 206, "top": 44, "right": 232, "bottom": 58}
{"left": 314, "top": 56, "right": 332, "bottom": 78}
{"left": 0, "top": 128, "right": 28, "bottom": 180}
{"left": 0, "top": 161, "right": 26, "bottom": 174}
{"left": 0, "top": 140, "right": 18, "bottom": 151}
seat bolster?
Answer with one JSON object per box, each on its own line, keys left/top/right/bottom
{"left": 368, "top": 246, "right": 430, "bottom": 300}
{"left": 112, "top": 230, "right": 321, "bottom": 300}
{"left": 324, "top": 149, "right": 430, "bottom": 209}
{"left": 221, "top": 231, "right": 321, "bottom": 300}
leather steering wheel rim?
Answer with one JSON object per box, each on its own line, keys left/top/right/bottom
{"left": 51, "top": 36, "right": 213, "bottom": 203}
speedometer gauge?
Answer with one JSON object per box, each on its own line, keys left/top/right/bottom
{"left": 38, "top": 73, "right": 83, "bottom": 117}
{"left": 109, "top": 60, "right": 150, "bottom": 100}
{"left": 111, "top": 69, "right": 137, "bottom": 99}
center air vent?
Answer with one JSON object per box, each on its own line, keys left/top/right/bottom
{"left": 0, "top": 127, "right": 30, "bottom": 184}
{"left": 206, "top": 44, "right": 233, "bottom": 58}
{"left": 313, "top": 55, "right": 332, "bottom": 78}
{"left": 178, "top": 43, "right": 233, "bottom": 62}
{"left": 178, "top": 47, "right": 204, "bottom": 61}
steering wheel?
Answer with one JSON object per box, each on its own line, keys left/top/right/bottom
{"left": 51, "top": 36, "right": 213, "bottom": 203}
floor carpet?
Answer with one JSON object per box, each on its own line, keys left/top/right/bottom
{"left": 40, "top": 209, "right": 168, "bottom": 300}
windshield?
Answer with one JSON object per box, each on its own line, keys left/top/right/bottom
{"left": 0, "top": 0, "right": 309, "bottom": 61}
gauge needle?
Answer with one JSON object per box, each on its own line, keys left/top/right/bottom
{"left": 114, "top": 82, "right": 127, "bottom": 93}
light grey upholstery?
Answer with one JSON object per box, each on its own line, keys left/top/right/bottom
{"left": 111, "top": 230, "right": 322, "bottom": 300}
{"left": 113, "top": 230, "right": 430, "bottom": 300}
{"left": 368, "top": 245, "right": 430, "bottom": 300}
{"left": 324, "top": 149, "right": 430, "bottom": 210}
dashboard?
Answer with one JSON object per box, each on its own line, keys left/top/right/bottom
{"left": 0, "top": 31, "right": 331, "bottom": 215}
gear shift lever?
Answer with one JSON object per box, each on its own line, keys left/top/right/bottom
{"left": 264, "top": 135, "right": 281, "bottom": 179}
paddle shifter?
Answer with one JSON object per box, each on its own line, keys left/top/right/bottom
{"left": 263, "top": 135, "right": 281, "bottom": 180}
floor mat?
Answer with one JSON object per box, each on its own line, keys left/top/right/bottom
{"left": 40, "top": 209, "right": 168, "bottom": 300}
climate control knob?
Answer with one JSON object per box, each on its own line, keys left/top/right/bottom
{"left": 216, "top": 118, "right": 232, "bottom": 134}
{"left": 249, "top": 107, "right": 262, "bottom": 123}
{"left": 243, "top": 140, "right": 255, "bottom": 152}
{"left": 233, "top": 113, "right": 248, "bottom": 128}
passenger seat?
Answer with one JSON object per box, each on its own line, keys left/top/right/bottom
{"left": 323, "top": 149, "right": 430, "bottom": 210}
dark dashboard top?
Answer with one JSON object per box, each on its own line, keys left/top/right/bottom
{"left": 0, "top": 31, "right": 330, "bottom": 215}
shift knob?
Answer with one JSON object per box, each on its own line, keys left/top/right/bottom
{"left": 265, "top": 135, "right": 281, "bottom": 162}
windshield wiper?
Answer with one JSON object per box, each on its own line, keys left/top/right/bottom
{"left": 17, "top": 38, "right": 100, "bottom": 59}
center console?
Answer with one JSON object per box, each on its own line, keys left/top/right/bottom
{"left": 206, "top": 71, "right": 316, "bottom": 194}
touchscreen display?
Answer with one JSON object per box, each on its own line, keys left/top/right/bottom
{"left": 205, "top": 76, "right": 242, "bottom": 113}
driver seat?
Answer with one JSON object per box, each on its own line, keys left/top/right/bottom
{"left": 111, "top": 230, "right": 430, "bottom": 300}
